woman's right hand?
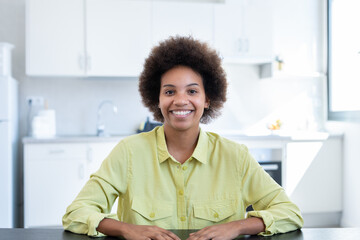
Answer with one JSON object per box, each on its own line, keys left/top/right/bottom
{"left": 97, "top": 218, "right": 181, "bottom": 240}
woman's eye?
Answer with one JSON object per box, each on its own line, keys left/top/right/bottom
{"left": 189, "top": 89, "right": 198, "bottom": 94}
{"left": 165, "top": 90, "right": 174, "bottom": 95}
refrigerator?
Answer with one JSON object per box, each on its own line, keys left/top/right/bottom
{"left": 0, "top": 42, "right": 18, "bottom": 227}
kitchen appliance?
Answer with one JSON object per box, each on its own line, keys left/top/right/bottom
{"left": 0, "top": 42, "right": 18, "bottom": 227}
{"left": 137, "top": 117, "right": 163, "bottom": 133}
{"left": 246, "top": 147, "right": 282, "bottom": 212}
{"left": 249, "top": 148, "right": 282, "bottom": 185}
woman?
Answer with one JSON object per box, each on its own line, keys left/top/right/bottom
{"left": 63, "top": 36, "right": 303, "bottom": 240}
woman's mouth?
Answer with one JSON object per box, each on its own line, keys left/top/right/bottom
{"left": 171, "top": 110, "right": 193, "bottom": 117}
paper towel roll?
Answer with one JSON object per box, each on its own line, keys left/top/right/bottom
{"left": 31, "top": 109, "right": 56, "bottom": 138}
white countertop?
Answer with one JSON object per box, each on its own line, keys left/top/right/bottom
{"left": 22, "top": 130, "right": 343, "bottom": 144}
{"left": 22, "top": 134, "right": 127, "bottom": 144}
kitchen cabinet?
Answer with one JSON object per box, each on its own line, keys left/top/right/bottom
{"left": 24, "top": 143, "right": 88, "bottom": 227}
{"left": 86, "top": 0, "right": 151, "bottom": 76}
{"left": 152, "top": 1, "right": 214, "bottom": 45}
{"left": 226, "top": 134, "right": 343, "bottom": 227}
{"left": 286, "top": 137, "right": 343, "bottom": 214}
{"left": 26, "top": 0, "right": 85, "bottom": 76}
{"left": 213, "top": 0, "right": 273, "bottom": 64}
{"left": 26, "top": 0, "right": 275, "bottom": 77}
{"left": 264, "top": 0, "right": 324, "bottom": 79}
{"left": 23, "top": 141, "right": 119, "bottom": 228}
{"left": 26, "top": 0, "right": 151, "bottom": 77}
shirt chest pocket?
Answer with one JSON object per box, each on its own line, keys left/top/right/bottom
{"left": 192, "top": 200, "right": 237, "bottom": 228}
{"left": 131, "top": 197, "right": 173, "bottom": 227}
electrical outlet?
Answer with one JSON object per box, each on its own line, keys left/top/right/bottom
{"left": 26, "top": 96, "right": 44, "bottom": 106}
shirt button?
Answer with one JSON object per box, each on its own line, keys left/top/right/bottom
{"left": 182, "top": 166, "right": 188, "bottom": 171}
{"left": 214, "top": 213, "right": 219, "bottom": 218}
{"left": 180, "top": 216, "right": 186, "bottom": 221}
{"left": 179, "top": 189, "right": 184, "bottom": 196}
{"left": 149, "top": 212, "right": 155, "bottom": 218}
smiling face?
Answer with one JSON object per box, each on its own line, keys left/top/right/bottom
{"left": 159, "top": 66, "right": 210, "bottom": 134}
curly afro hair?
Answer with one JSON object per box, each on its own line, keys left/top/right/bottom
{"left": 139, "top": 36, "right": 227, "bottom": 124}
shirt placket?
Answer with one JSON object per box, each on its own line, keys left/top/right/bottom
{"left": 174, "top": 161, "right": 188, "bottom": 228}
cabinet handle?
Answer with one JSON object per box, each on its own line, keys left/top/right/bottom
{"left": 86, "top": 55, "right": 91, "bottom": 72}
{"left": 78, "top": 164, "right": 85, "bottom": 179}
{"left": 236, "top": 38, "right": 243, "bottom": 53}
{"left": 78, "top": 54, "right": 85, "bottom": 70}
{"left": 244, "top": 38, "right": 249, "bottom": 53}
{"left": 48, "top": 149, "right": 65, "bottom": 154}
{"left": 261, "top": 164, "right": 279, "bottom": 171}
{"left": 87, "top": 147, "right": 93, "bottom": 163}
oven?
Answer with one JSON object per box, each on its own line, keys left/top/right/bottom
{"left": 246, "top": 148, "right": 283, "bottom": 211}
{"left": 249, "top": 148, "right": 283, "bottom": 186}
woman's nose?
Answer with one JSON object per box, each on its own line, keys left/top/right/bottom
{"left": 174, "top": 93, "right": 189, "bottom": 105}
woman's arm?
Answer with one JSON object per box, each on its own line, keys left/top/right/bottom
{"left": 62, "top": 176, "right": 120, "bottom": 236}
{"left": 63, "top": 142, "right": 129, "bottom": 237}
{"left": 240, "top": 146, "right": 304, "bottom": 236}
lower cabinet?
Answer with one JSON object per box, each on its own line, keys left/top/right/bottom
{"left": 285, "top": 136, "right": 343, "bottom": 227}
{"left": 23, "top": 141, "right": 119, "bottom": 228}
{"left": 228, "top": 134, "right": 343, "bottom": 227}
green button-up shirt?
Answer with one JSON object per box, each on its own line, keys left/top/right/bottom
{"left": 63, "top": 126, "right": 303, "bottom": 237}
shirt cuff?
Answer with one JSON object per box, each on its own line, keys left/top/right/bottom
{"left": 87, "top": 212, "right": 118, "bottom": 237}
{"left": 246, "top": 210, "right": 275, "bottom": 236}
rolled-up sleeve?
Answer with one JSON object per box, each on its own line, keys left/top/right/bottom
{"left": 239, "top": 145, "right": 304, "bottom": 236}
{"left": 62, "top": 141, "right": 130, "bottom": 237}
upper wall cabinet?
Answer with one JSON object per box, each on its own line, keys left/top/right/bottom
{"left": 86, "top": 0, "right": 151, "bottom": 77}
{"left": 26, "top": 0, "right": 85, "bottom": 76}
{"left": 152, "top": 1, "right": 213, "bottom": 46}
{"left": 214, "top": 0, "right": 273, "bottom": 64}
{"left": 26, "top": 0, "right": 274, "bottom": 77}
{"left": 26, "top": 0, "right": 151, "bottom": 77}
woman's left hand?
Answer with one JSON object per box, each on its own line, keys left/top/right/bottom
{"left": 186, "top": 221, "right": 241, "bottom": 240}
{"left": 186, "top": 217, "right": 265, "bottom": 240}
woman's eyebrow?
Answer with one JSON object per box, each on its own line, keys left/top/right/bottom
{"left": 187, "top": 83, "right": 200, "bottom": 87}
{"left": 162, "top": 83, "right": 200, "bottom": 88}
{"left": 162, "top": 84, "right": 175, "bottom": 88}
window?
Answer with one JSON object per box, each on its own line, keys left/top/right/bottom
{"left": 328, "top": 0, "right": 360, "bottom": 121}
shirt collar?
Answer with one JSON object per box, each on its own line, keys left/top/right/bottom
{"left": 191, "top": 128, "right": 208, "bottom": 164}
{"left": 156, "top": 126, "right": 171, "bottom": 163}
{"left": 156, "top": 126, "right": 209, "bottom": 164}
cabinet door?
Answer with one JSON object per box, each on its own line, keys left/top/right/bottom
{"left": 214, "top": 0, "right": 272, "bottom": 62}
{"left": 24, "top": 143, "right": 88, "bottom": 227}
{"left": 242, "top": 0, "right": 273, "bottom": 59}
{"left": 213, "top": 0, "right": 243, "bottom": 59}
{"left": 152, "top": 1, "right": 214, "bottom": 45}
{"left": 285, "top": 137, "right": 342, "bottom": 214}
{"left": 26, "top": 0, "right": 85, "bottom": 76}
{"left": 86, "top": 0, "right": 152, "bottom": 77}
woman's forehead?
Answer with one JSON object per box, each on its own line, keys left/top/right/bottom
{"left": 161, "top": 66, "right": 203, "bottom": 86}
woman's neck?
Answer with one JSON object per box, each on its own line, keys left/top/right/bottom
{"left": 163, "top": 125, "right": 200, "bottom": 164}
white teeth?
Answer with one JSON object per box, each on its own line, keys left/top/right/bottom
{"left": 172, "top": 110, "right": 191, "bottom": 116}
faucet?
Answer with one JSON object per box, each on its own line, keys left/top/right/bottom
{"left": 96, "top": 100, "right": 118, "bottom": 137}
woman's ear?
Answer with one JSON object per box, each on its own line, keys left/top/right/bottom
{"left": 205, "top": 98, "right": 210, "bottom": 109}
